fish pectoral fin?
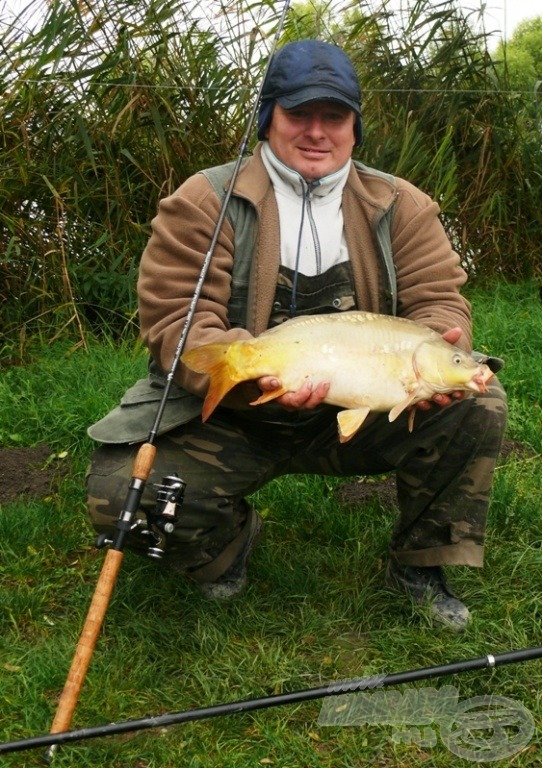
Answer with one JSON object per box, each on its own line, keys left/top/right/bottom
{"left": 388, "top": 390, "right": 420, "bottom": 424}
{"left": 250, "top": 386, "right": 289, "bottom": 406}
{"left": 337, "top": 406, "right": 371, "bottom": 444}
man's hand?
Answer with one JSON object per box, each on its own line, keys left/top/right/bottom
{"left": 257, "top": 376, "right": 330, "bottom": 410}
{"left": 415, "top": 327, "right": 466, "bottom": 411}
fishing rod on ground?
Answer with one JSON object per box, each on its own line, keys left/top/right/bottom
{"left": 2, "top": 645, "right": 541, "bottom": 755}
{"left": 41, "top": 1, "right": 292, "bottom": 762}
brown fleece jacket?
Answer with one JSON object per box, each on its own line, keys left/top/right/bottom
{"left": 137, "top": 143, "right": 471, "bottom": 400}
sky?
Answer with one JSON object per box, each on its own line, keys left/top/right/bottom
{"left": 1, "top": 0, "right": 539, "bottom": 41}
{"left": 439, "top": 0, "right": 538, "bottom": 39}
{"left": 368, "top": 0, "right": 539, "bottom": 41}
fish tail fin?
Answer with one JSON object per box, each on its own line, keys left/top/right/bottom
{"left": 181, "top": 343, "right": 241, "bottom": 421}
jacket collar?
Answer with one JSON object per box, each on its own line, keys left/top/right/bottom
{"left": 233, "top": 142, "right": 397, "bottom": 213}
{"left": 232, "top": 143, "right": 274, "bottom": 207}
{"left": 345, "top": 160, "right": 397, "bottom": 213}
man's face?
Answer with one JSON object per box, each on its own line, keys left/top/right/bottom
{"left": 265, "top": 100, "right": 356, "bottom": 182}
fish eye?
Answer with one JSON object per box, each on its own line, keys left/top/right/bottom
{"left": 452, "top": 354, "right": 463, "bottom": 365}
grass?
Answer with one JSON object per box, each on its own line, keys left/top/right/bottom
{"left": 0, "top": 280, "right": 541, "bottom": 766}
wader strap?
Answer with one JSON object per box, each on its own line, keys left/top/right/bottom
{"left": 353, "top": 161, "right": 397, "bottom": 316}
{"left": 200, "top": 163, "right": 257, "bottom": 329}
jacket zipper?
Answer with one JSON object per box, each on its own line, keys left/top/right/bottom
{"left": 306, "top": 193, "right": 322, "bottom": 275}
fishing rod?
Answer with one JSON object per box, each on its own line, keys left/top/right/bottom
{"left": 2, "top": 645, "right": 541, "bottom": 755}
{"left": 42, "top": 2, "right": 292, "bottom": 762}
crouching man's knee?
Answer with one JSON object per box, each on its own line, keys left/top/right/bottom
{"left": 86, "top": 444, "right": 248, "bottom": 572}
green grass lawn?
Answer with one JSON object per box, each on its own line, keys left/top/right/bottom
{"left": 0, "top": 281, "right": 541, "bottom": 766}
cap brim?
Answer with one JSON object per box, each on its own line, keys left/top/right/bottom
{"left": 276, "top": 86, "right": 360, "bottom": 114}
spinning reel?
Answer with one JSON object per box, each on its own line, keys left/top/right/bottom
{"left": 96, "top": 474, "right": 186, "bottom": 560}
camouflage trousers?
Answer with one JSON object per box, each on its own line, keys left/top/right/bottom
{"left": 86, "top": 378, "right": 507, "bottom": 580}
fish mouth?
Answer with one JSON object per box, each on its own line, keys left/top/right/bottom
{"left": 470, "top": 365, "right": 494, "bottom": 393}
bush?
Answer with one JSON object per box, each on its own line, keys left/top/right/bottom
{"left": 1, "top": 0, "right": 541, "bottom": 350}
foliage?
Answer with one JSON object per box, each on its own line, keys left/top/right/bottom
{"left": 1, "top": 0, "right": 541, "bottom": 352}
{"left": 0, "top": 281, "right": 541, "bottom": 766}
{"left": 335, "top": 3, "right": 542, "bottom": 282}
{"left": 0, "top": 0, "right": 271, "bottom": 346}
{"left": 493, "top": 16, "right": 542, "bottom": 93}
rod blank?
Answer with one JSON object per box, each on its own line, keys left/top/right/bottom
{"left": 2, "top": 645, "right": 541, "bottom": 755}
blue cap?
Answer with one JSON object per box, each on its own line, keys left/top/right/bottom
{"left": 258, "top": 40, "right": 363, "bottom": 146}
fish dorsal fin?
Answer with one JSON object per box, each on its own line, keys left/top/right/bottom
{"left": 250, "top": 387, "right": 289, "bottom": 406}
{"left": 337, "top": 406, "right": 371, "bottom": 444}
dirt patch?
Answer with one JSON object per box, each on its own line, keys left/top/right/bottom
{"left": 498, "top": 438, "right": 535, "bottom": 461}
{"left": 0, "top": 439, "right": 533, "bottom": 507}
{"left": 0, "top": 443, "right": 69, "bottom": 505}
{"left": 336, "top": 473, "right": 397, "bottom": 509}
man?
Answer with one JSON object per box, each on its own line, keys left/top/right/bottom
{"left": 87, "top": 40, "right": 506, "bottom": 632}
